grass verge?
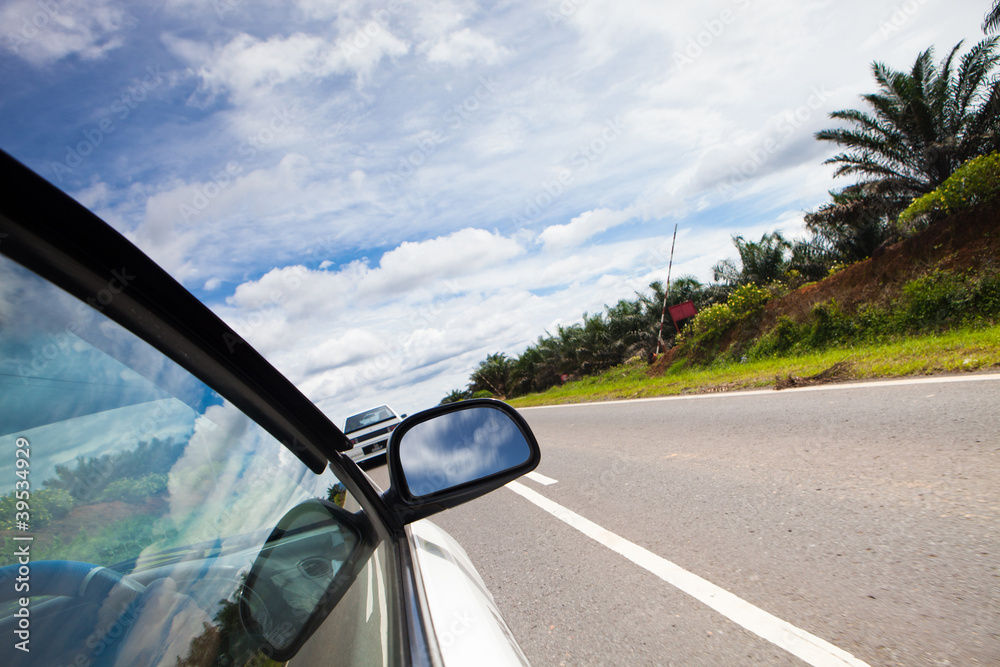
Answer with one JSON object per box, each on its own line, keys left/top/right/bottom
{"left": 506, "top": 325, "right": 1000, "bottom": 408}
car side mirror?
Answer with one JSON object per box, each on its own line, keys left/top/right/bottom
{"left": 240, "top": 499, "right": 374, "bottom": 661}
{"left": 383, "top": 399, "right": 540, "bottom": 524}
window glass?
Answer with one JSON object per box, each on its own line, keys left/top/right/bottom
{"left": 344, "top": 407, "right": 395, "bottom": 434}
{"left": 0, "top": 256, "right": 393, "bottom": 666}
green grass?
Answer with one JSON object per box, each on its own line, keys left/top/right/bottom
{"left": 507, "top": 325, "right": 1000, "bottom": 407}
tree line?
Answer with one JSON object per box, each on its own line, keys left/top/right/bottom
{"left": 444, "top": 16, "right": 1000, "bottom": 404}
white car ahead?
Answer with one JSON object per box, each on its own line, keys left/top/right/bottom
{"left": 343, "top": 405, "right": 406, "bottom": 464}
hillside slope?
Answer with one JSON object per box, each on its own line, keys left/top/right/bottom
{"left": 762, "top": 200, "right": 1000, "bottom": 327}
{"left": 650, "top": 200, "right": 1000, "bottom": 375}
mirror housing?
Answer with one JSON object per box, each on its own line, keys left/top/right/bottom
{"left": 383, "top": 399, "right": 540, "bottom": 524}
{"left": 240, "top": 499, "right": 374, "bottom": 661}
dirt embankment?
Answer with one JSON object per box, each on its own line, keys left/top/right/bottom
{"left": 760, "top": 199, "right": 1000, "bottom": 329}
{"left": 648, "top": 200, "right": 1000, "bottom": 377}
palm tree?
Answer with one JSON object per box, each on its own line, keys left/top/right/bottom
{"left": 440, "top": 389, "right": 469, "bottom": 404}
{"left": 816, "top": 38, "right": 1000, "bottom": 203}
{"left": 712, "top": 232, "right": 790, "bottom": 287}
{"left": 468, "top": 352, "right": 513, "bottom": 398}
{"left": 802, "top": 185, "right": 903, "bottom": 263}
{"left": 510, "top": 343, "right": 559, "bottom": 396}
{"left": 986, "top": 2, "right": 1000, "bottom": 33}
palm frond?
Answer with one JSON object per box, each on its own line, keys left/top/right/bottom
{"left": 818, "top": 37, "right": 1000, "bottom": 196}
{"left": 984, "top": 2, "right": 1000, "bottom": 33}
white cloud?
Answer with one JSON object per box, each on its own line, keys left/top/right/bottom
{"left": 361, "top": 227, "right": 524, "bottom": 295}
{"left": 128, "top": 153, "right": 319, "bottom": 281}
{"left": 173, "top": 26, "right": 408, "bottom": 103}
{"left": 196, "top": 32, "right": 332, "bottom": 102}
{"left": 5, "top": 0, "right": 989, "bottom": 419}
{"left": 0, "top": 0, "right": 130, "bottom": 66}
{"left": 540, "top": 206, "right": 638, "bottom": 250}
{"left": 226, "top": 227, "right": 524, "bottom": 317}
{"left": 213, "top": 228, "right": 696, "bottom": 416}
{"left": 334, "top": 18, "right": 410, "bottom": 85}
{"left": 425, "top": 27, "right": 512, "bottom": 67}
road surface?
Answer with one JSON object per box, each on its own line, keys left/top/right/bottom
{"left": 368, "top": 375, "right": 1000, "bottom": 666}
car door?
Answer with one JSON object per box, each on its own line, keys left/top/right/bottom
{"left": 0, "top": 150, "right": 538, "bottom": 666}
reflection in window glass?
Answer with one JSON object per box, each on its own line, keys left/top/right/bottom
{"left": 0, "top": 256, "right": 388, "bottom": 666}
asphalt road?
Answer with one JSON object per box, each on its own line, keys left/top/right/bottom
{"left": 368, "top": 375, "right": 1000, "bottom": 666}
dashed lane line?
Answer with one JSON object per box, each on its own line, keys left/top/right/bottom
{"left": 505, "top": 480, "right": 871, "bottom": 667}
{"left": 524, "top": 471, "right": 558, "bottom": 486}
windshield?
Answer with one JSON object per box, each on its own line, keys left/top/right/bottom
{"left": 344, "top": 406, "right": 395, "bottom": 433}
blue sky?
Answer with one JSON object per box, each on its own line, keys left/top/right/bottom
{"left": 0, "top": 0, "right": 988, "bottom": 420}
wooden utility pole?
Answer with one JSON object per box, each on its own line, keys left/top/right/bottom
{"left": 655, "top": 223, "right": 678, "bottom": 358}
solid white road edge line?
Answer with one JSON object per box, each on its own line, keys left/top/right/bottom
{"left": 524, "top": 471, "right": 558, "bottom": 486}
{"left": 518, "top": 373, "right": 1000, "bottom": 410}
{"left": 505, "top": 480, "right": 871, "bottom": 667}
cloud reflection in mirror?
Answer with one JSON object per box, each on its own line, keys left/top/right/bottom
{"left": 398, "top": 407, "right": 531, "bottom": 498}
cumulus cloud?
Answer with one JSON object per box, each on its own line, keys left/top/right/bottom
{"left": 172, "top": 26, "right": 408, "bottom": 103}
{"left": 212, "top": 229, "right": 700, "bottom": 417}
{"left": 196, "top": 33, "right": 332, "bottom": 101}
{"left": 540, "top": 206, "right": 638, "bottom": 250}
{"left": 3, "top": 0, "right": 985, "bottom": 418}
{"left": 361, "top": 227, "right": 524, "bottom": 295}
{"left": 227, "top": 227, "right": 524, "bottom": 316}
{"left": 128, "top": 153, "right": 316, "bottom": 281}
{"left": 0, "top": 0, "right": 130, "bottom": 66}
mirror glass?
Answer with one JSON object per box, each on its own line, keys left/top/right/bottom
{"left": 240, "top": 499, "right": 368, "bottom": 657}
{"left": 398, "top": 406, "right": 533, "bottom": 498}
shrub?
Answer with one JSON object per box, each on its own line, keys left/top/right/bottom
{"left": 35, "top": 488, "right": 74, "bottom": 520}
{"left": 899, "top": 152, "right": 1000, "bottom": 226}
{"left": 686, "top": 302, "right": 734, "bottom": 342}
{"left": 826, "top": 262, "right": 850, "bottom": 277}
{"left": 899, "top": 190, "right": 942, "bottom": 226}
{"left": 806, "top": 300, "right": 856, "bottom": 348}
{"left": 95, "top": 473, "right": 169, "bottom": 504}
{"left": 0, "top": 488, "right": 74, "bottom": 531}
{"left": 968, "top": 273, "right": 1000, "bottom": 321}
{"left": 725, "top": 270, "right": 1000, "bottom": 364}
{"left": 0, "top": 493, "right": 50, "bottom": 530}
{"left": 747, "top": 300, "right": 855, "bottom": 359}
{"left": 36, "top": 515, "right": 172, "bottom": 566}
{"left": 727, "top": 283, "right": 770, "bottom": 317}
{"left": 894, "top": 271, "right": 971, "bottom": 330}
{"left": 854, "top": 304, "right": 892, "bottom": 339}
{"left": 747, "top": 316, "right": 804, "bottom": 359}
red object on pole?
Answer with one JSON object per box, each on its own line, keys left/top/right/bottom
{"left": 668, "top": 300, "right": 697, "bottom": 332}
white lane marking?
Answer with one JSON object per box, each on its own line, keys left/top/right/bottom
{"left": 525, "top": 471, "right": 558, "bottom": 486}
{"left": 519, "top": 373, "right": 1000, "bottom": 410}
{"left": 506, "top": 481, "right": 871, "bottom": 667}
